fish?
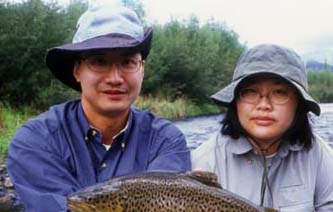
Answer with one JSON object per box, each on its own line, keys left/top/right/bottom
{"left": 67, "top": 171, "right": 278, "bottom": 212}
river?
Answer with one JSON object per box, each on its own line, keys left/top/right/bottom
{"left": 174, "top": 103, "right": 333, "bottom": 149}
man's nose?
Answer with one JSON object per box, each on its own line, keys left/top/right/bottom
{"left": 106, "top": 64, "right": 124, "bottom": 83}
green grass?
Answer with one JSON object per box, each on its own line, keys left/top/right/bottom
{"left": 134, "top": 96, "right": 220, "bottom": 120}
{"left": 0, "top": 104, "right": 37, "bottom": 154}
{"left": 0, "top": 97, "right": 220, "bottom": 154}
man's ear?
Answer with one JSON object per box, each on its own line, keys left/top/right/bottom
{"left": 141, "top": 60, "right": 145, "bottom": 78}
{"left": 73, "top": 62, "right": 80, "bottom": 82}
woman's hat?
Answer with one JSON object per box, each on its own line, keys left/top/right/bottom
{"left": 45, "top": 3, "right": 153, "bottom": 91}
{"left": 211, "top": 44, "right": 321, "bottom": 116}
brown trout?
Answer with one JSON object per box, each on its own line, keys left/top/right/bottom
{"left": 67, "top": 171, "right": 278, "bottom": 212}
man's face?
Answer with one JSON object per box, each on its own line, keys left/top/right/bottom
{"left": 74, "top": 49, "right": 144, "bottom": 117}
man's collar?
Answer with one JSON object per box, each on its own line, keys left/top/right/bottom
{"left": 77, "top": 102, "right": 91, "bottom": 140}
{"left": 78, "top": 102, "right": 134, "bottom": 142}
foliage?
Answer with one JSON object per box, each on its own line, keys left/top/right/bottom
{"left": 0, "top": 103, "right": 36, "bottom": 154}
{"left": 1, "top": 0, "right": 332, "bottom": 112}
{"left": 135, "top": 95, "right": 219, "bottom": 120}
{"left": 308, "top": 71, "right": 333, "bottom": 103}
{"left": 143, "top": 17, "right": 245, "bottom": 102}
{"left": 0, "top": 0, "right": 245, "bottom": 109}
{"left": 34, "top": 79, "right": 80, "bottom": 109}
{"left": 0, "top": 0, "right": 86, "bottom": 107}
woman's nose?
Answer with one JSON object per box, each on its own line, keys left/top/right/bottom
{"left": 256, "top": 94, "right": 273, "bottom": 110}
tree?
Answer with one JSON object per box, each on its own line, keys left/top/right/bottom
{"left": 0, "top": 0, "right": 86, "bottom": 107}
{"left": 0, "top": 0, "right": 247, "bottom": 108}
{"left": 0, "top": 101, "right": 3, "bottom": 129}
{"left": 143, "top": 17, "right": 245, "bottom": 102}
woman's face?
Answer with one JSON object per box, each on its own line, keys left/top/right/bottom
{"left": 236, "top": 76, "right": 299, "bottom": 147}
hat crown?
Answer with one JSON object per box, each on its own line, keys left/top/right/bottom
{"left": 73, "top": 3, "right": 144, "bottom": 44}
{"left": 45, "top": 2, "right": 153, "bottom": 93}
{"left": 233, "top": 44, "right": 308, "bottom": 90}
{"left": 210, "top": 44, "right": 320, "bottom": 115}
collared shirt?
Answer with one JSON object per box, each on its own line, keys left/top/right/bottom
{"left": 191, "top": 132, "right": 333, "bottom": 212}
{"left": 7, "top": 99, "right": 191, "bottom": 212}
{"left": 101, "top": 121, "right": 129, "bottom": 150}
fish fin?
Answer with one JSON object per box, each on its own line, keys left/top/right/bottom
{"left": 115, "top": 205, "right": 124, "bottom": 212}
{"left": 186, "top": 171, "right": 222, "bottom": 189}
{"left": 264, "top": 208, "right": 279, "bottom": 212}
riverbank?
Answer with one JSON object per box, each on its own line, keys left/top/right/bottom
{"left": 0, "top": 156, "right": 22, "bottom": 211}
{"left": 0, "top": 97, "right": 220, "bottom": 154}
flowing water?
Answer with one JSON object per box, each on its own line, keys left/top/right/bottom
{"left": 174, "top": 103, "right": 333, "bottom": 149}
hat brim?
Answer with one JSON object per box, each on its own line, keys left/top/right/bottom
{"left": 211, "top": 72, "right": 321, "bottom": 116}
{"left": 45, "top": 27, "right": 153, "bottom": 91}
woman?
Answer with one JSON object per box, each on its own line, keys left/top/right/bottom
{"left": 192, "top": 44, "right": 333, "bottom": 211}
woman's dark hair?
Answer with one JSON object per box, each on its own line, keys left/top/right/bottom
{"left": 221, "top": 81, "right": 314, "bottom": 150}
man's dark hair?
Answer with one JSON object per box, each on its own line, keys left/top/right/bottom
{"left": 221, "top": 93, "right": 314, "bottom": 150}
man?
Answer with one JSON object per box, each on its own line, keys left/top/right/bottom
{"left": 7, "top": 3, "right": 191, "bottom": 211}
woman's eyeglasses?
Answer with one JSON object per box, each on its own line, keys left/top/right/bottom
{"left": 239, "top": 87, "right": 294, "bottom": 105}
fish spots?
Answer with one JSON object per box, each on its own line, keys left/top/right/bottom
{"left": 68, "top": 172, "right": 277, "bottom": 212}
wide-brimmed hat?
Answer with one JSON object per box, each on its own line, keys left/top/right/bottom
{"left": 45, "top": 3, "right": 153, "bottom": 91}
{"left": 211, "top": 44, "right": 321, "bottom": 116}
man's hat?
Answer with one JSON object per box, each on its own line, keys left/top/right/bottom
{"left": 211, "top": 44, "right": 321, "bottom": 116}
{"left": 45, "top": 3, "right": 153, "bottom": 91}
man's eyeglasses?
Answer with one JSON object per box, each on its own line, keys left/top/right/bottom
{"left": 239, "top": 87, "right": 294, "bottom": 105}
{"left": 81, "top": 54, "right": 143, "bottom": 73}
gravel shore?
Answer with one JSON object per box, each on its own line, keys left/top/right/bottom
{"left": 0, "top": 156, "right": 23, "bottom": 211}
